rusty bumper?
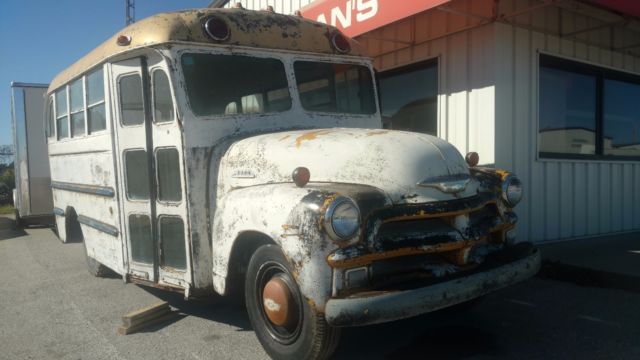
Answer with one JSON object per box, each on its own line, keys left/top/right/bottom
{"left": 324, "top": 248, "right": 541, "bottom": 327}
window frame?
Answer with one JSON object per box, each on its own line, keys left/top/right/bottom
{"left": 86, "top": 67, "right": 107, "bottom": 134}
{"left": 68, "top": 77, "right": 87, "bottom": 138}
{"left": 158, "top": 215, "right": 187, "bottom": 271}
{"left": 539, "top": 54, "right": 640, "bottom": 161}
{"left": 118, "top": 73, "right": 146, "bottom": 127}
{"left": 293, "top": 59, "right": 378, "bottom": 116}
{"left": 179, "top": 51, "right": 293, "bottom": 118}
{"left": 154, "top": 146, "right": 183, "bottom": 204}
{"left": 54, "top": 87, "right": 70, "bottom": 140}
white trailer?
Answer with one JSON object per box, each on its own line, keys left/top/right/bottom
{"left": 10, "top": 82, "right": 54, "bottom": 226}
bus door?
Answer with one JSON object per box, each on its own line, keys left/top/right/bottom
{"left": 111, "top": 56, "right": 191, "bottom": 290}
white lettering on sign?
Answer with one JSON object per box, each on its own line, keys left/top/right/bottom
{"left": 316, "top": 0, "right": 378, "bottom": 30}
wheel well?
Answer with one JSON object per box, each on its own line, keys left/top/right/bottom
{"left": 225, "top": 231, "right": 276, "bottom": 298}
{"left": 65, "top": 207, "right": 83, "bottom": 243}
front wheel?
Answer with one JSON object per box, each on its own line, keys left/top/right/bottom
{"left": 245, "top": 245, "right": 340, "bottom": 360}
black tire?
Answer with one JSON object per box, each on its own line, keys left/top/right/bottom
{"left": 14, "top": 208, "right": 22, "bottom": 228}
{"left": 245, "top": 245, "right": 341, "bottom": 360}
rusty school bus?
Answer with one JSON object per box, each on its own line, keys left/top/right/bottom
{"left": 46, "top": 7, "right": 540, "bottom": 360}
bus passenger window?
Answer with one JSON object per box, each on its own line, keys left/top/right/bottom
{"left": 156, "top": 148, "right": 181, "bottom": 202}
{"left": 152, "top": 70, "right": 174, "bottom": 123}
{"left": 125, "top": 150, "right": 150, "bottom": 200}
{"left": 119, "top": 74, "right": 144, "bottom": 125}
{"left": 69, "top": 78, "right": 85, "bottom": 137}
{"left": 87, "top": 68, "right": 106, "bottom": 133}
{"left": 55, "top": 88, "right": 69, "bottom": 139}
{"left": 159, "top": 216, "right": 186, "bottom": 270}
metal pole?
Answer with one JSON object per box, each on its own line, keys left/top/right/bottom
{"left": 126, "top": 0, "right": 135, "bottom": 26}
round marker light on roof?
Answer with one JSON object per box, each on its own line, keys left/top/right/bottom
{"left": 116, "top": 35, "right": 132, "bottom": 46}
{"left": 331, "top": 33, "right": 351, "bottom": 53}
{"left": 204, "top": 17, "right": 230, "bottom": 41}
{"left": 465, "top": 151, "right": 479, "bottom": 167}
{"left": 292, "top": 167, "right": 310, "bottom": 187}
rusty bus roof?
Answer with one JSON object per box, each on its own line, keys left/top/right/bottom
{"left": 48, "top": 8, "right": 367, "bottom": 92}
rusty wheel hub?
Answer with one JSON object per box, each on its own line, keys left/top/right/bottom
{"left": 262, "top": 275, "right": 294, "bottom": 327}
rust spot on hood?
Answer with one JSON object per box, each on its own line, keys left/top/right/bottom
{"left": 366, "top": 130, "right": 389, "bottom": 136}
{"left": 294, "top": 130, "right": 333, "bottom": 148}
{"left": 279, "top": 134, "right": 291, "bottom": 141}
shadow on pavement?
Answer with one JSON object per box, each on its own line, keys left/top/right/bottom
{"left": 138, "top": 286, "right": 252, "bottom": 332}
{"left": 0, "top": 217, "right": 27, "bottom": 241}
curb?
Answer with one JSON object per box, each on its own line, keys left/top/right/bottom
{"left": 538, "top": 260, "right": 640, "bottom": 294}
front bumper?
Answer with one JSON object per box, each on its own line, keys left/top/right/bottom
{"left": 324, "top": 247, "right": 541, "bottom": 327}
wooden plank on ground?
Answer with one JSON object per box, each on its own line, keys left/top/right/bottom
{"left": 121, "top": 301, "right": 169, "bottom": 325}
{"left": 117, "top": 311, "right": 178, "bottom": 335}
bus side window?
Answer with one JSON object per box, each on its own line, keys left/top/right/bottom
{"left": 152, "top": 70, "right": 174, "bottom": 123}
{"left": 55, "top": 88, "right": 69, "bottom": 139}
{"left": 119, "top": 74, "right": 144, "bottom": 126}
{"left": 87, "top": 68, "right": 106, "bottom": 133}
{"left": 69, "top": 78, "right": 85, "bottom": 137}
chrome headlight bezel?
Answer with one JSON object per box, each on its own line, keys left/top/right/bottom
{"left": 501, "top": 174, "right": 523, "bottom": 207}
{"left": 324, "top": 196, "right": 360, "bottom": 241}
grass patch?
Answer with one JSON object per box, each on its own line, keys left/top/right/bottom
{"left": 0, "top": 204, "right": 14, "bottom": 215}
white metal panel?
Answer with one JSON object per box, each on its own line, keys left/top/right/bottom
{"left": 494, "top": 0, "right": 640, "bottom": 242}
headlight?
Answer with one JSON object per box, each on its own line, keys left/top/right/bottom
{"left": 324, "top": 197, "right": 360, "bottom": 241}
{"left": 502, "top": 175, "right": 523, "bottom": 207}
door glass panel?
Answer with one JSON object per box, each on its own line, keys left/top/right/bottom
{"left": 160, "top": 216, "right": 186, "bottom": 270}
{"left": 153, "top": 70, "right": 174, "bottom": 123}
{"left": 156, "top": 148, "right": 181, "bottom": 202}
{"left": 119, "top": 74, "right": 144, "bottom": 125}
{"left": 379, "top": 61, "right": 438, "bottom": 134}
{"left": 129, "top": 214, "right": 153, "bottom": 264}
{"left": 125, "top": 150, "right": 150, "bottom": 200}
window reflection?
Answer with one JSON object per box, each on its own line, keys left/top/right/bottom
{"left": 604, "top": 79, "right": 640, "bottom": 157}
{"left": 379, "top": 62, "right": 438, "bottom": 135}
{"left": 539, "top": 67, "right": 596, "bottom": 155}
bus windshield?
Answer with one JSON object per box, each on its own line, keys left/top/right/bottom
{"left": 294, "top": 61, "right": 376, "bottom": 115}
{"left": 181, "top": 53, "right": 292, "bottom": 116}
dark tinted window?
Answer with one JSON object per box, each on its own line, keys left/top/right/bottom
{"left": 125, "top": 150, "right": 149, "bottom": 200}
{"left": 379, "top": 60, "right": 437, "bottom": 134}
{"left": 181, "top": 53, "right": 291, "bottom": 116}
{"left": 153, "top": 70, "right": 174, "bottom": 123}
{"left": 160, "top": 216, "right": 186, "bottom": 270}
{"left": 539, "top": 67, "right": 596, "bottom": 155}
{"left": 129, "top": 214, "right": 153, "bottom": 264}
{"left": 604, "top": 79, "right": 640, "bottom": 157}
{"left": 294, "top": 61, "right": 376, "bottom": 114}
{"left": 156, "top": 148, "right": 181, "bottom": 202}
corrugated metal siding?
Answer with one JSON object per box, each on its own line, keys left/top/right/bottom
{"left": 226, "top": 0, "right": 313, "bottom": 15}
{"left": 494, "top": 0, "right": 640, "bottom": 243}
{"left": 359, "top": 0, "right": 497, "bottom": 164}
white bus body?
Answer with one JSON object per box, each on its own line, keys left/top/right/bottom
{"left": 47, "top": 9, "right": 538, "bottom": 359}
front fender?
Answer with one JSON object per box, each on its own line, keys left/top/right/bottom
{"left": 211, "top": 183, "right": 390, "bottom": 312}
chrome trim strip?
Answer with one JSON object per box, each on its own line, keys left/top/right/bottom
{"left": 51, "top": 181, "right": 115, "bottom": 197}
{"left": 417, "top": 174, "right": 471, "bottom": 194}
{"left": 77, "top": 215, "right": 119, "bottom": 237}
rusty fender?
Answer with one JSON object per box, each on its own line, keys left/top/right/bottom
{"left": 325, "top": 246, "right": 541, "bottom": 327}
{"left": 211, "top": 183, "right": 388, "bottom": 311}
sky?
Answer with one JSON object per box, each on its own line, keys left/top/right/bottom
{"left": 0, "top": 0, "right": 212, "bottom": 149}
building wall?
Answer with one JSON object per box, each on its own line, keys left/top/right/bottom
{"left": 494, "top": 0, "right": 640, "bottom": 242}
{"left": 357, "top": 0, "right": 497, "bottom": 165}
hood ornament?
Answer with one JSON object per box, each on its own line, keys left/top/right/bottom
{"left": 417, "top": 174, "right": 470, "bottom": 194}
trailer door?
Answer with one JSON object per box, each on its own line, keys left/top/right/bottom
{"left": 111, "top": 56, "right": 191, "bottom": 290}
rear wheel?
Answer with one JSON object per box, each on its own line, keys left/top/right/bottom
{"left": 14, "top": 208, "right": 22, "bottom": 228}
{"left": 70, "top": 215, "right": 109, "bottom": 277}
{"left": 245, "top": 245, "right": 340, "bottom": 360}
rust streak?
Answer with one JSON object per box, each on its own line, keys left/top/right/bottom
{"left": 327, "top": 238, "right": 487, "bottom": 269}
{"left": 366, "top": 130, "right": 389, "bottom": 136}
{"left": 294, "top": 130, "right": 333, "bottom": 148}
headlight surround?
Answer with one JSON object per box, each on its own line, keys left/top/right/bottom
{"left": 501, "top": 175, "right": 523, "bottom": 207}
{"left": 324, "top": 197, "right": 360, "bottom": 241}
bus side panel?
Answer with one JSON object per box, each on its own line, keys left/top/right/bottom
{"left": 49, "top": 134, "right": 123, "bottom": 274}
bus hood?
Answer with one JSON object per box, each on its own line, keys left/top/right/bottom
{"left": 219, "top": 128, "right": 478, "bottom": 204}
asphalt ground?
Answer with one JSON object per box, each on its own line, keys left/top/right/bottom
{"left": 1, "top": 221, "right": 640, "bottom": 360}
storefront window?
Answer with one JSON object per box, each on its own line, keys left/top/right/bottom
{"left": 378, "top": 59, "right": 438, "bottom": 135}
{"left": 539, "top": 54, "right": 640, "bottom": 160}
